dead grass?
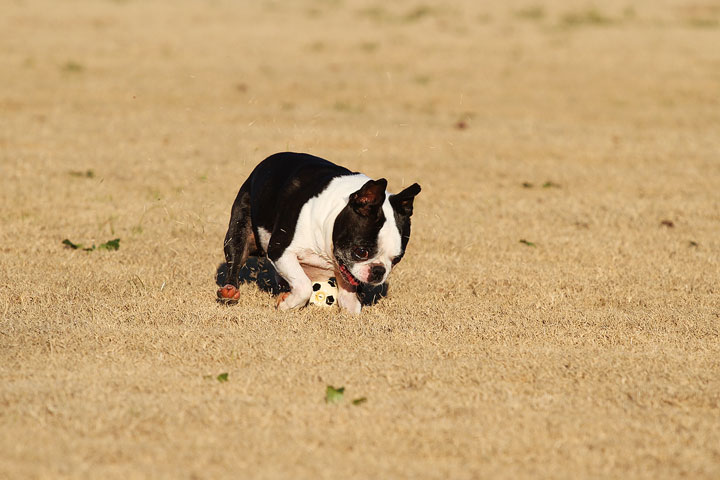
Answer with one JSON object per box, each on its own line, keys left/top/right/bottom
{"left": 1, "top": 0, "right": 719, "bottom": 478}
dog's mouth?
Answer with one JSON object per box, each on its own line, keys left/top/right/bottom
{"left": 336, "top": 259, "right": 361, "bottom": 287}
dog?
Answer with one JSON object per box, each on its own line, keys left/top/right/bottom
{"left": 217, "top": 152, "right": 421, "bottom": 313}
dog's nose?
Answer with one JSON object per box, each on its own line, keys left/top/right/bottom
{"left": 370, "top": 265, "right": 386, "bottom": 282}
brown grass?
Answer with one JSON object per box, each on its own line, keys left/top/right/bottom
{"left": 2, "top": 0, "right": 719, "bottom": 478}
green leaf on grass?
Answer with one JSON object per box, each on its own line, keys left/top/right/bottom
{"left": 325, "top": 385, "right": 345, "bottom": 404}
{"left": 217, "top": 373, "right": 229, "bottom": 382}
{"left": 62, "top": 239, "right": 82, "bottom": 249}
{"left": 519, "top": 239, "right": 536, "bottom": 247}
{"left": 62, "top": 239, "right": 94, "bottom": 251}
{"left": 352, "top": 397, "right": 367, "bottom": 406}
{"left": 63, "top": 238, "right": 120, "bottom": 252}
{"left": 98, "top": 238, "right": 120, "bottom": 250}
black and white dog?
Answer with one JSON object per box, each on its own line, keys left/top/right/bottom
{"left": 217, "top": 152, "right": 421, "bottom": 313}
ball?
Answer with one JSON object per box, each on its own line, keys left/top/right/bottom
{"left": 308, "top": 277, "right": 338, "bottom": 307}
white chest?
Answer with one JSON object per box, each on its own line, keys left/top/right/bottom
{"left": 295, "top": 248, "right": 335, "bottom": 281}
{"left": 296, "top": 248, "right": 334, "bottom": 269}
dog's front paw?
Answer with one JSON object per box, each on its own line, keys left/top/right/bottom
{"left": 276, "top": 292, "right": 290, "bottom": 309}
{"left": 337, "top": 289, "right": 362, "bottom": 314}
{"left": 217, "top": 284, "right": 241, "bottom": 304}
{"left": 276, "top": 290, "right": 311, "bottom": 311}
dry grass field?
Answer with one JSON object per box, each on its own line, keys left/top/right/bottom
{"left": 2, "top": 0, "right": 720, "bottom": 478}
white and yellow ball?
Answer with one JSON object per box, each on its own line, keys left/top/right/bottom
{"left": 308, "top": 277, "right": 338, "bottom": 307}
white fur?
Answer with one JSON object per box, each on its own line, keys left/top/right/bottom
{"left": 337, "top": 287, "right": 362, "bottom": 314}
{"left": 257, "top": 227, "right": 272, "bottom": 252}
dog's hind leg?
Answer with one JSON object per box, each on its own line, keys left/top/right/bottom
{"left": 217, "top": 181, "right": 255, "bottom": 303}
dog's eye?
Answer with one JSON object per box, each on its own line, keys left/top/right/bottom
{"left": 392, "top": 255, "right": 402, "bottom": 266}
{"left": 352, "top": 246, "right": 369, "bottom": 261}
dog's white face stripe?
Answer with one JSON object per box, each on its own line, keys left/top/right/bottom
{"left": 349, "top": 198, "right": 401, "bottom": 284}
{"left": 378, "top": 200, "right": 402, "bottom": 260}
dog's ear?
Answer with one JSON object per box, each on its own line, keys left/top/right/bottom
{"left": 390, "top": 183, "right": 421, "bottom": 216}
{"left": 349, "top": 179, "right": 387, "bottom": 217}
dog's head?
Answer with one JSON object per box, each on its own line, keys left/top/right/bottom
{"left": 333, "top": 178, "right": 421, "bottom": 287}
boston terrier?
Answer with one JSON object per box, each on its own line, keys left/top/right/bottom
{"left": 217, "top": 152, "right": 421, "bottom": 313}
